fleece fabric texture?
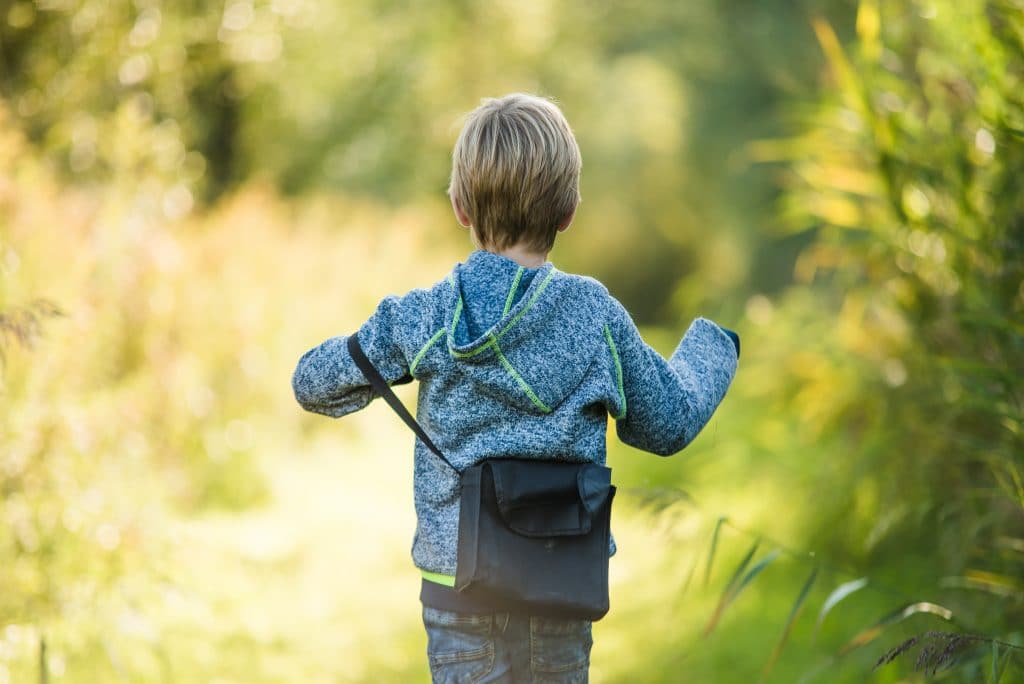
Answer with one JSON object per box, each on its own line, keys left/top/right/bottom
{"left": 292, "top": 250, "right": 739, "bottom": 577}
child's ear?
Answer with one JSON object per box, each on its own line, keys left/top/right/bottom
{"left": 450, "top": 193, "right": 472, "bottom": 228}
{"left": 556, "top": 206, "right": 576, "bottom": 233}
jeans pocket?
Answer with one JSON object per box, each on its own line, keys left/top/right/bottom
{"left": 423, "top": 608, "right": 496, "bottom": 684}
{"left": 530, "top": 617, "right": 593, "bottom": 682}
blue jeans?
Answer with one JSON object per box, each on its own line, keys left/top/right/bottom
{"left": 422, "top": 607, "right": 592, "bottom": 683}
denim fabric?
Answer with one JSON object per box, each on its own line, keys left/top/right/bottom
{"left": 423, "top": 607, "right": 592, "bottom": 683}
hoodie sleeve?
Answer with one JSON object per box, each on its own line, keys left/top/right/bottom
{"left": 607, "top": 300, "right": 738, "bottom": 455}
{"left": 291, "top": 293, "right": 423, "bottom": 418}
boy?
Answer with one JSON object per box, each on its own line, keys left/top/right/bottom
{"left": 292, "top": 93, "right": 739, "bottom": 682}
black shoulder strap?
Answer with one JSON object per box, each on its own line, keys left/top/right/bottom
{"left": 346, "top": 333, "right": 459, "bottom": 473}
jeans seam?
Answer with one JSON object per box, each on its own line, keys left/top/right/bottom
{"left": 429, "top": 641, "right": 495, "bottom": 664}
{"left": 533, "top": 657, "right": 589, "bottom": 674}
{"left": 423, "top": 607, "right": 493, "bottom": 632}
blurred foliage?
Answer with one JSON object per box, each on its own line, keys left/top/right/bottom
{"left": 0, "top": 0, "right": 849, "bottom": 322}
{"left": 1, "top": 0, "right": 1022, "bottom": 682}
{"left": 0, "top": 109, "right": 458, "bottom": 680}
{"left": 707, "top": 0, "right": 1023, "bottom": 678}
{"left": 774, "top": 0, "right": 1023, "bottom": 626}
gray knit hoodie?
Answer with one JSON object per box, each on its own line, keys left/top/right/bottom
{"left": 292, "top": 250, "right": 738, "bottom": 579}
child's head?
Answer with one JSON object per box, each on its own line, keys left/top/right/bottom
{"left": 449, "top": 94, "right": 581, "bottom": 254}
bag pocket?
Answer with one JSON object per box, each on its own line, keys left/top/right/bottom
{"left": 454, "top": 459, "right": 615, "bottom": 620}
{"left": 491, "top": 460, "right": 610, "bottom": 537}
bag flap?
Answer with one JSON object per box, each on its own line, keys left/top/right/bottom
{"left": 487, "top": 460, "right": 612, "bottom": 538}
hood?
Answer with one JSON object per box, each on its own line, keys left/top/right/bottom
{"left": 443, "top": 251, "right": 610, "bottom": 415}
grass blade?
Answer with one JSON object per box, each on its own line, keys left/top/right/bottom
{"left": 704, "top": 517, "right": 727, "bottom": 587}
{"left": 724, "top": 541, "right": 760, "bottom": 596}
{"left": 940, "top": 569, "right": 1024, "bottom": 599}
{"left": 735, "top": 549, "right": 780, "bottom": 595}
{"left": 704, "top": 540, "right": 758, "bottom": 636}
{"left": 992, "top": 640, "right": 1014, "bottom": 684}
{"left": 39, "top": 635, "right": 47, "bottom": 684}
{"left": 626, "top": 486, "right": 693, "bottom": 515}
{"left": 815, "top": 577, "right": 868, "bottom": 636}
{"left": 679, "top": 556, "right": 699, "bottom": 598}
{"left": 704, "top": 543, "right": 780, "bottom": 636}
{"left": 764, "top": 566, "right": 820, "bottom": 676}
{"left": 839, "top": 602, "right": 955, "bottom": 655}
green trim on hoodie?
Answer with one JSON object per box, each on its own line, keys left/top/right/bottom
{"left": 604, "top": 325, "right": 627, "bottom": 419}
{"left": 449, "top": 269, "right": 556, "bottom": 359}
{"left": 502, "top": 267, "right": 525, "bottom": 317}
{"left": 410, "top": 328, "right": 446, "bottom": 376}
{"left": 493, "top": 337, "right": 552, "bottom": 413}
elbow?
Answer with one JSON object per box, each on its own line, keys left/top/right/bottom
{"left": 651, "top": 429, "right": 693, "bottom": 457}
{"left": 653, "top": 403, "right": 699, "bottom": 455}
{"left": 619, "top": 418, "right": 693, "bottom": 456}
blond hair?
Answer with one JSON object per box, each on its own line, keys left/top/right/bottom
{"left": 449, "top": 94, "right": 581, "bottom": 253}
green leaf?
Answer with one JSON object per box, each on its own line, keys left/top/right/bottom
{"left": 704, "top": 516, "right": 726, "bottom": 587}
{"left": 856, "top": 0, "right": 881, "bottom": 52}
{"left": 764, "top": 566, "right": 819, "bottom": 676}
{"left": 678, "top": 556, "right": 699, "bottom": 599}
{"left": 625, "top": 486, "right": 693, "bottom": 516}
{"left": 39, "top": 635, "right": 48, "bottom": 684}
{"left": 704, "top": 544, "right": 780, "bottom": 636}
{"left": 735, "top": 549, "right": 780, "bottom": 595}
{"left": 810, "top": 18, "right": 858, "bottom": 108}
{"left": 704, "top": 540, "right": 758, "bottom": 636}
{"left": 838, "top": 602, "right": 955, "bottom": 655}
{"left": 992, "top": 640, "right": 1014, "bottom": 684}
{"left": 940, "top": 570, "right": 1024, "bottom": 599}
{"left": 724, "top": 541, "right": 760, "bottom": 595}
{"left": 815, "top": 577, "right": 869, "bottom": 636}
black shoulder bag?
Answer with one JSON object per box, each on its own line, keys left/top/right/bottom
{"left": 347, "top": 333, "right": 615, "bottom": 620}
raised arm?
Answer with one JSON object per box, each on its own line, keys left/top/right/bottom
{"left": 607, "top": 301, "right": 738, "bottom": 455}
{"left": 291, "top": 293, "right": 420, "bottom": 418}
